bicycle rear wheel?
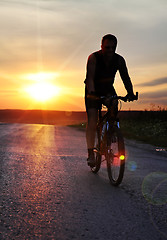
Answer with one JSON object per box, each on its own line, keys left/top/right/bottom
{"left": 91, "top": 127, "right": 102, "bottom": 173}
{"left": 106, "top": 126, "right": 125, "bottom": 186}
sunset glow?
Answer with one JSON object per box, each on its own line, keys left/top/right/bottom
{"left": 23, "top": 72, "right": 60, "bottom": 82}
{"left": 0, "top": 0, "right": 166, "bottom": 111}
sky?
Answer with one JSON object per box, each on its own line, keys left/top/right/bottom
{"left": 0, "top": 0, "right": 167, "bottom": 111}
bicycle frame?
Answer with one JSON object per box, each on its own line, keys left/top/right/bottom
{"left": 97, "top": 92, "right": 138, "bottom": 149}
{"left": 97, "top": 104, "right": 119, "bottom": 152}
{"left": 91, "top": 92, "right": 138, "bottom": 185}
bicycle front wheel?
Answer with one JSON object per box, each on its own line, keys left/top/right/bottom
{"left": 106, "top": 127, "right": 125, "bottom": 186}
{"left": 91, "top": 127, "right": 101, "bottom": 173}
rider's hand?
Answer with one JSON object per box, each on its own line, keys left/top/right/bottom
{"left": 103, "top": 94, "right": 111, "bottom": 107}
{"left": 126, "top": 93, "right": 136, "bottom": 101}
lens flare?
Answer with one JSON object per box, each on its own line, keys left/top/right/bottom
{"left": 142, "top": 172, "right": 167, "bottom": 205}
{"left": 127, "top": 161, "right": 137, "bottom": 171}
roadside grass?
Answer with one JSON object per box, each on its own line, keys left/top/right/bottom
{"left": 120, "top": 118, "right": 167, "bottom": 148}
{"left": 69, "top": 111, "right": 167, "bottom": 148}
{"left": 69, "top": 122, "right": 87, "bottom": 130}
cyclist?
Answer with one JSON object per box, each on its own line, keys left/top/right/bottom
{"left": 84, "top": 34, "right": 136, "bottom": 167}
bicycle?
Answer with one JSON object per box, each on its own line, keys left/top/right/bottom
{"left": 90, "top": 92, "right": 138, "bottom": 186}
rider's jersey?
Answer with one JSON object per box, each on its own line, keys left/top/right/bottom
{"left": 85, "top": 50, "right": 133, "bottom": 96}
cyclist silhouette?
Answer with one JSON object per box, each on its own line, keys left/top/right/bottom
{"left": 84, "top": 34, "right": 135, "bottom": 167}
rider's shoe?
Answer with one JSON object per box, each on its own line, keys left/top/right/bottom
{"left": 87, "top": 156, "right": 96, "bottom": 167}
{"left": 87, "top": 150, "right": 96, "bottom": 167}
{"left": 87, "top": 148, "right": 96, "bottom": 167}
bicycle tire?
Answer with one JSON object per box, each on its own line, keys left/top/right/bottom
{"left": 106, "top": 126, "right": 125, "bottom": 186}
{"left": 91, "top": 127, "right": 102, "bottom": 173}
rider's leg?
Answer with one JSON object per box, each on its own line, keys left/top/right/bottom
{"left": 86, "top": 107, "right": 98, "bottom": 149}
{"left": 86, "top": 108, "right": 98, "bottom": 165}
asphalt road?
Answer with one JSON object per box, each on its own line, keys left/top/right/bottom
{"left": 0, "top": 123, "right": 167, "bottom": 240}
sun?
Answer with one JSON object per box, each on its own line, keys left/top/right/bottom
{"left": 24, "top": 72, "right": 60, "bottom": 82}
{"left": 23, "top": 72, "right": 61, "bottom": 102}
{"left": 26, "top": 82, "right": 60, "bottom": 102}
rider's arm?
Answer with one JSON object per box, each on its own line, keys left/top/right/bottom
{"left": 118, "top": 56, "right": 134, "bottom": 96}
{"left": 85, "top": 54, "right": 96, "bottom": 94}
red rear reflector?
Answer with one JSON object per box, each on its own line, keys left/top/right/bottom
{"left": 120, "top": 155, "right": 125, "bottom": 160}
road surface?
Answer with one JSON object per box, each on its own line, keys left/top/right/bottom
{"left": 0, "top": 123, "right": 167, "bottom": 240}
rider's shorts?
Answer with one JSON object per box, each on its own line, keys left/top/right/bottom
{"left": 85, "top": 95, "right": 102, "bottom": 111}
{"left": 85, "top": 87, "right": 118, "bottom": 115}
{"left": 85, "top": 88, "right": 101, "bottom": 112}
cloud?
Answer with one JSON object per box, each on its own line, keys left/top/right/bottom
{"left": 140, "top": 89, "right": 167, "bottom": 106}
{"left": 140, "top": 89, "right": 167, "bottom": 99}
{"left": 1, "top": 0, "right": 167, "bottom": 86}
{"left": 136, "top": 77, "right": 167, "bottom": 87}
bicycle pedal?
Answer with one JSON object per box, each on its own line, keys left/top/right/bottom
{"left": 111, "top": 135, "right": 117, "bottom": 143}
{"left": 87, "top": 158, "right": 96, "bottom": 167}
{"left": 87, "top": 161, "right": 96, "bottom": 167}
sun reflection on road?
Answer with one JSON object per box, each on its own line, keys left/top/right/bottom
{"left": 14, "top": 125, "right": 64, "bottom": 237}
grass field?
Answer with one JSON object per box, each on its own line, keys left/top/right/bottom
{"left": 120, "top": 119, "right": 167, "bottom": 148}
{"left": 70, "top": 110, "right": 167, "bottom": 149}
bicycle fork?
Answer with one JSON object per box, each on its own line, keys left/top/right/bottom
{"left": 97, "top": 119, "right": 120, "bottom": 155}
{"left": 106, "top": 119, "right": 120, "bottom": 156}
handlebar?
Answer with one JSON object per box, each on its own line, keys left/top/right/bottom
{"left": 99, "top": 92, "right": 138, "bottom": 102}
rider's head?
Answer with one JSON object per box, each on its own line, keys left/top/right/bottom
{"left": 101, "top": 34, "right": 117, "bottom": 57}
